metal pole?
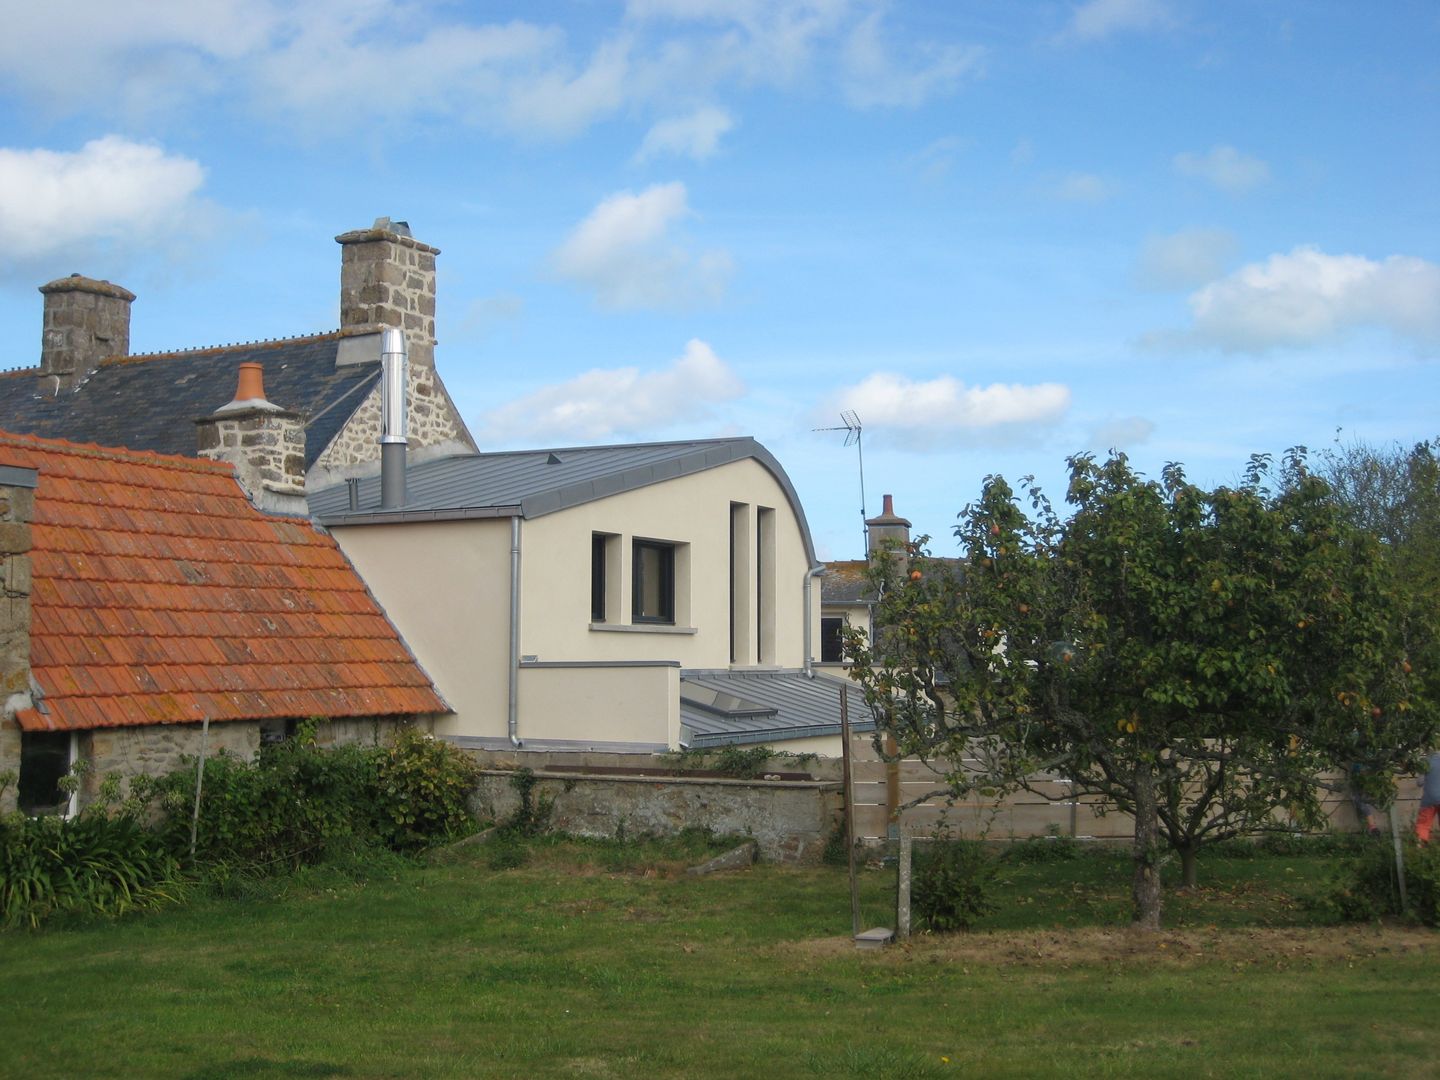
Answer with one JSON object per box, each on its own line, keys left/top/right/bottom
{"left": 189, "top": 716, "right": 210, "bottom": 863}
{"left": 1389, "top": 805, "right": 1408, "bottom": 912}
{"left": 841, "top": 686, "right": 861, "bottom": 937}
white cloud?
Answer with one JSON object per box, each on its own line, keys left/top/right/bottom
{"left": 2, "top": 3, "right": 983, "bottom": 138}
{"left": 1172, "top": 247, "right": 1440, "bottom": 352}
{"left": 1063, "top": 0, "right": 1176, "bottom": 42}
{"left": 1055, "top": 172, "right": 1112, "bottom": 202}
{"left": 635, "top": 107, "right": 735, "bottom": 162}
{"left": 831, "top": 373, "right": 1071, "bottom": 449}
{"left": 1173, "top": 145, "right": 1271, "bottom": 193}
{"left": 841, "top": 10, "right": 985, "bottom": 108}
{"left": 1136, "top": 228, "right": 1239, "bottom": 290}
{"left": 1089, "top": 416, "right": 1155, "bottom": 448}
{"left": 478, "top": 338, "right": 745, "bottom": 443}
{"left": 552, "top": 182, "right": 733, "bottom": 309}
{"left": 906, "top": 136, "right": 970, "bottom": 183}
{"left": 0, "top": 136, "right": 208, "bottom": 266}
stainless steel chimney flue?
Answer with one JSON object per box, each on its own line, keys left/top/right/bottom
{"left": 380, "top": 327, "right": 408, "bottom": 509}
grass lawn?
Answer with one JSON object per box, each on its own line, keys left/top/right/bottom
{"left": 1, "top": 837, "right": 1434, "bottom": 1079}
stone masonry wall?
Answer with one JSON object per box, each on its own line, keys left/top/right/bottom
{"left": 77, "top": 715, "right": 432, "bottom": 811}
{"left": 336, "top": 226, "right": 438, "bottom": 369}
{"left": 469, "top": 769, "right": 843, "bottom": 864}
{"left": 38, "top": 275, "right": 135, "bottom": 391}
{"left": 315, "top": 364, "right": 470, "bottom": 472}
{"left": 0, "top": 475, "right": 34, "bottom": 815}
{"left": 197, "top": 408, "right": 307, "bottom": 511}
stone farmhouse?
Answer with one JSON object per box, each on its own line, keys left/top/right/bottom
{"left": 0, "top": 428, "right": 447, "bottom": 817}
{"left": 0, "top": 219, "right": 862, "bottom": 767}
{"left": 0, "top": 218, "right": 476, "bottom": 506}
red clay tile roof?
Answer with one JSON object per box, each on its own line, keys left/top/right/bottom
{"left": 0, "top": 430, "right": 448, "bottom": 732}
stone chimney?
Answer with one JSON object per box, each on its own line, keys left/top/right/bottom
{"left": 335, "top": 217, "right": 438, "bottom": 368}
{"left": 38, "top": 275, "right": 135, "bottom": 395}
{"left": 0, "top": 463, "right": 37, "bottom": 815}
{"left": 196, "top": 363, "right": 308, "bottom": 516}
{"left": 866, "top": 494, "right": 912, "bottom": 558}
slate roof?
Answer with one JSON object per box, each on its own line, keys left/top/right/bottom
{"left": 678, "top": 669, "right": 874, "bottom": 748}
{"left": 0, "top": 333, "right": 379, "bottom": 468}
{"left": 821, "top": 555, "right": 964, "bottom": 605}
{"left": 0, "top": 430, "right": 448, "bottom": 732}
{"left": 821, "top": 560, "right": 874, "bottom": 604}
{"left": 311, "top": 436, "right": 819, "bottom": 563}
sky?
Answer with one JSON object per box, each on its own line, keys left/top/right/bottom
{"left": 1, "top": 0, "right": 1437, "bottom": 560}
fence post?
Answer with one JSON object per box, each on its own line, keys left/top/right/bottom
{"left": 1389, "top": 805, "right": 1409, "bottom": 912}
{"left": 841, "top": 685, "right": 861, "bottom": 937}
{"left": 189, "top": 715, "right": 210, "bottom": 863}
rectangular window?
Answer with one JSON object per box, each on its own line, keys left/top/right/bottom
{"left": 821, "top": 617, "right": 845, "bottom": 663}
{"left": 592, "top": 533, "right": 608, "bottom": 622}
{"left": 19, "top": 731, "right": 72, "bottom": 816}
{"left": 632, "top": 540, "right": 675, "bottom": 624}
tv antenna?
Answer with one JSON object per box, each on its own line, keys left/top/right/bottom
{"left": 813, "top": 410, "right": 867, "bottom": 553}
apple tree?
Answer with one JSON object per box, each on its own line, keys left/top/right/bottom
{"left": 846, "top": 450, "right": 1437, "bottom": 929}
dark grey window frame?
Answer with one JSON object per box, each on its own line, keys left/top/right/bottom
{"left": 632, "top": 539, "right": 676, "bottom": 625}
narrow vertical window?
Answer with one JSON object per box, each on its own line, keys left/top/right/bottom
{"left": 756, "top": 507, "right": 776, "bottom": 663}
{"left": 591, "top": 533, "right": 608, "bottom": 622}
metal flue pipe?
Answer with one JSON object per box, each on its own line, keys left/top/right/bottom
{"left": 380, "top": 327, "right": 408, "bottom": 510}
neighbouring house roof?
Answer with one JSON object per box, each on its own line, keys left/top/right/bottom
{"left": 311, "top": 436, "right": 820, "bottom": 564}
{"left": 0, "top": 332, "right": 380, "bottom": 468}
{"left": 0, "top": 429, "right": 448, "bottom": 732}
{"left": 821, "top": 560, "right": 874, "bottom": 605}
{"left": 821, "top": 555, "right": 964, "bottom": 607}
{"left": 679, "top": 669, "right": 874, "bottom": 748}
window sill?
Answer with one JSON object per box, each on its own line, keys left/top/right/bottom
{"left": 590, "top": 622, "right": 698, "bottom": 635}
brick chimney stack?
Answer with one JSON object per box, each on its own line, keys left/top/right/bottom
{"left": 335, "top": 218, "right": 438, "bottom": 369}
{"left": 38, "top": 274, "right": 135, "bottom": 395}
{"left": 196, "top": 363, "right": 307, "bottom": 516}
{"left": 865, "top": 494, "right": 912, "bottom": 558}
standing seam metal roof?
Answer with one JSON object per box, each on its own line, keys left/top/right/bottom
{"left": 312, "top": 436, "right": 819, "bottom": 565}
{"left": 678, "top": 669, "right": 873, "bottom": 747}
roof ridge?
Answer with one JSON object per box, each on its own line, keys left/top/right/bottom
{"left": 474, "top": 435, "right": 756, "bottom": 459}
{"left": 0, "top": 329, "right": 352, "bottom": 378}
{"left": 0, "top": 428, "right": 236, "bottom": 476}
{"left": 114, "top": 329, "right": 347, "bottom": 364}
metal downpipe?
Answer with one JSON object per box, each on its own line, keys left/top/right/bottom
{"left": 508, "top": 515, "right": 523, "bottom": 747}
{"left": 803, "top": 563, "right": 825, "bottom": 677}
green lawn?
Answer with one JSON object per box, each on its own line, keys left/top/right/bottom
{"left": 1, "top": 839, "right": 1433, "bottom": 1079}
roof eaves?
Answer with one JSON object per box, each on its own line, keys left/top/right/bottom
{"left": 320, "top": 504, "right": 522, "bottom": 526}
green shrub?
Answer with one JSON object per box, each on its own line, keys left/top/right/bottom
{"left": 375, "top": 728, "right": 481, "bottom": 850}
{"left": 912, "top": 832, "right": 998, "bottom": 933}
{"left": 500, "top": 768, "right": 554, "bottom": 837}
{"left": 149, "top": 724, "right": 479, "bottom": 871}
{"left": 1004, "top": 826, "right": 1080, "bottom": 863}
{"left": 0, "top": 809, "right": 187, "bottom": 929}
{"left": 1314, "top": 835, "right": 1440, "bottom": 926}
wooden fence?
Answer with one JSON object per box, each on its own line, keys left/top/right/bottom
{"left": 847, "top": 733, "right": 1424, "bottom": 843}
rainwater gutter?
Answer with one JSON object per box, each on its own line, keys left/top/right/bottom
{"left": 508, "top": 514, "right": 523, "bottom": 747}
{"left": 802, "top": 563, "right": 825, "bottom": 677}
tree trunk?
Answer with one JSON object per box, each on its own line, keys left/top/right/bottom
{"left": 1179, "top": 845, "right": 1199, "bottom": 889}
{"left": 1131, "top": 761, "right": 1163, "bottom": 929}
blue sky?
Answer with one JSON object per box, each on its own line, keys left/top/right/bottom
{"left": 1, "top": 0, "right": 1437, "bottom": 559}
